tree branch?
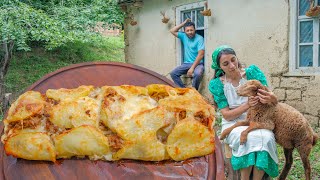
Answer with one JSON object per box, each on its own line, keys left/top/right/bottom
{"left": 1, "top": 40, "right": 14, "bottom": 77}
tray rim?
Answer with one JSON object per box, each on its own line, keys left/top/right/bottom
{"left": 26, "top": 61, "right": 176, "bottom": 91}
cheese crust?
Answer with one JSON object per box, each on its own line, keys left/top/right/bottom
{"left": 1, "top": 85, "right": 215, "bottom": 162}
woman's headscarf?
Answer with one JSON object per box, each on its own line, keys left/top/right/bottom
{"left": 211, "top": 45, "right": 233, "bottom": 78}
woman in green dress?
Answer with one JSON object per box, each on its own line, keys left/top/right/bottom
{"left": 208, "top": 45, "right": 279, "bottom": 179}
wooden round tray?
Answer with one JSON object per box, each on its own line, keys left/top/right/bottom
{"left": 0, "top": 62, "right": 224, "bottom": 180}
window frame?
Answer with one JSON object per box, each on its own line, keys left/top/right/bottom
{"left": 181, "top": 8, "right": 205, "bottom": 30}
{"left": 289, "top": 0, "right": 320, "bottom": 76}
{"left": 175, "top": 2, "right": 208, "bottom": 66}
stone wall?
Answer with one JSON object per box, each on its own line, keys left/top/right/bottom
{"left": 271, "top": 76, "right": 320, "bottom": 133}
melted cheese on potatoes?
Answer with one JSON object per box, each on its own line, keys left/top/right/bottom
{"left": 5, "top": 132, "right": 56, "bottom": 162}
{"left": 100, "top": 85, "right": 157, "bottom": 132}
{"left": 113, "top": 107, "right": 173, "bottom": 161}
{"left": 48, "top": 96, "right": 100, "bottom": 129}
{"left": 54, "top": 125, "right": 110, "bottom": 159}
{"left": 5, "top": 91, "right": 46, "bottom": 123}
{"left": 166, "top": 118, "right": 215, "bottom": 161}
{"left": 1, "top": 84, "right": 215, "bottom": 162}
{"left": 46, "top": 85, "right": 94, "bottom": 101}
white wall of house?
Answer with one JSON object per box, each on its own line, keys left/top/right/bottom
{"left": 199, "top": 0, "right": 289, "bottom": 95}
{"left": 123, "top": 0, "right": 320, "bottom": 131}
{"left": 124, "top": 0, "right": 288, "bottom": 92}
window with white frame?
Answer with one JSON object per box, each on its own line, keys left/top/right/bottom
{"left": 290, "top": 0, "right": 320, "bottom": 74}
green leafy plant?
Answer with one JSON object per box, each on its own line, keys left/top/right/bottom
{"left": 0, "top": 0, "right": 124, "bottom": 109}
{"left": 214, "top": 110, "right": 222, "bottom": 135}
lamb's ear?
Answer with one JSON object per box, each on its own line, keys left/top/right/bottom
{"left": 257, "top": 83, "right": 269, "bottom": 91}
{"left": 246, "top": 85, "right": 258, "bottom": 91}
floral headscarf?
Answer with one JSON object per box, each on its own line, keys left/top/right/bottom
{"left": 211, "top": 45, "right": 233, "bottom": 78}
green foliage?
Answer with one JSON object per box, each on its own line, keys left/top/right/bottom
{"left": 1, "top": 1, "right": 50, "bottom": 51}
{"left": 0, "top": 0, "right": 124, "bottom": 50}
{"left": 0, "top": 0, "right": 124, "bottom": 102}
{"left": 214, "top": 110, "right": 222, "bottom": 135}
{"left": 5, "top": 36, "right": 124, "bottom": 96}
{"left": 0, "top": 110, "right": 3, "bottom": 121}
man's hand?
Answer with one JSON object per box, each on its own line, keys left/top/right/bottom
{"left": 187, "top": 67, "right": 194, "bottom": 77}
{"left": 170, "top": 18, "right": 191, "bottom": 37}
{"left": 257, "top": 89, "right": 278, "bottom": 105}
{"left": 183, "top": 18, "right": 191, "bottom": 24}
{"left": 187, "top": 50, "right": 204, "bottom": 78}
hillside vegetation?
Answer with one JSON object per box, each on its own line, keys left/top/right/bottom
{"left": 5, "top": 36, "right": 124, "bottom": 98}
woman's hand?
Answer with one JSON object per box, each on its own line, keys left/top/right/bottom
{"left": 247, "top": 96, "right": 259, "bottom": 107}
{"left": 221, "top": 96, "right": 258, "bottom": 121}
{"left": 257, "top": 89, "right": 278, "bottom": 105}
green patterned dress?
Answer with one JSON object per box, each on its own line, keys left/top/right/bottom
{"left": 208, "top": 65, "right": 279, "bottom": 177}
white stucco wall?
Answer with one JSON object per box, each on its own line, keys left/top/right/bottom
{"left": 124, "top": 0, "right": 289, "bottom": 95}
{"left": 201, "top": 0, "right": 289, "bottom": 98}
{"left": 124, "top": 0, "right": 190, "bottom": 77}
{"left": 124, "top": 0, "right": 320, "bottom": 131}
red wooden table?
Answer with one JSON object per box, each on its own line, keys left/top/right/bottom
{"left": 0, "top": 62, "right": 225, "bottom": 180}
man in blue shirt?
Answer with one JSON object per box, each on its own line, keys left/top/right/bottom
{"left": 170, "top": 18, "right": 205, "bottom": 90}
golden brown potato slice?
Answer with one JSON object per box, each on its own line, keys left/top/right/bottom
{"left": 116, "top": 85, "right": 149, "bottom": 96}
{"left": 159, "top": 88, "right": 215, "bottom": 127}
{"left": 114, "top": 107, "right": 169, "bottom": 140}
{"left": 48, "top": 97, "right": 99, "bottom": 129}
{"left": 5, "top": 132, "right": 56, "bottom": 162}
{"left": 100, "top": 86, "right": 157, "bottom": 131}
{"left": 4, "top": 124, "right": 47, "bottom": 140}
{"left": 159, "top": 88, "right": 210, "bottom": 113}
{"left": 5, "top": 91, "right": 45, "bottom": 123}
{"left": 146, "top": 84, "right": 174, "bottom": 101}
{"left": 46, "top": 85, "right": 94, "bottom": 101}
{"left": 113, "top": 107, "right": 174, "bottom": 161}
{"left": 166, "top": 118, "right": 215, "bottom": 161}
{"left": 113, "top": 137, "right": 169, "bottom": 161}
{"left": 54, "top": 125, "right": 111, "bottom": 160}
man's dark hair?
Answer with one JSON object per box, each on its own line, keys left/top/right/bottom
{"left": 184, "top": 21, "right": 195, "bottom": 29}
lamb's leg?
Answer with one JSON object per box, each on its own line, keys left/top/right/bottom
{"left": 278, "top": 148, "right": 293, "bottom": 180}
{"left": 297, "top": 144, "right": 312, "bottom": 180}
{"left": 240, "top": 122, "right": 274, "bottom": 144}
{"left": 219, "top": 120, "right": 249, "bottom": 140}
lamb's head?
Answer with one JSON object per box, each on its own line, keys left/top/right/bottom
{"left": 237, "top": 80, "right": 268, "bottom": 97}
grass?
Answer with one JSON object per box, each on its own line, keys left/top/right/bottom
{"left": 4, "top": 35, "right": 125, "bottom": 98}
{"left": 214, "top": 112, "right": 320, "bottom": 180}
{"left": 276, "top": 141, "right": 320, "bottom": 180}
